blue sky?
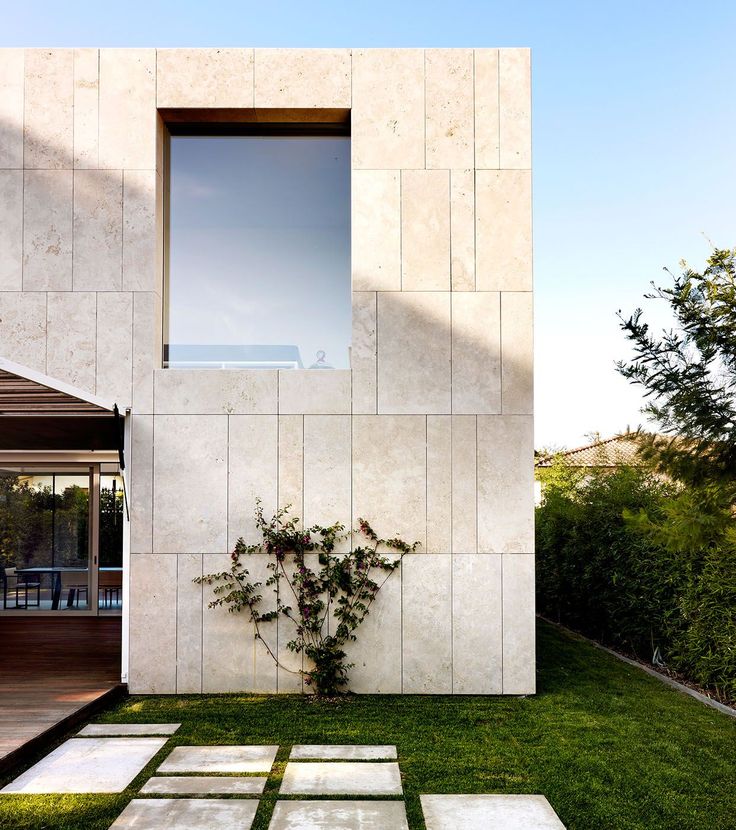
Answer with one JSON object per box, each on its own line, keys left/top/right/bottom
{"left": 4, "top": 1, "right": 735, "bottom": 447}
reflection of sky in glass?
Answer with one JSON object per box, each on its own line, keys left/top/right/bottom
{"left": 168, "top": 136, "right": 351, "bottom": 369}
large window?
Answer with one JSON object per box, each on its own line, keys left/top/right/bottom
{"left": 165, "top": 131, "right": 351, "bottom": 370}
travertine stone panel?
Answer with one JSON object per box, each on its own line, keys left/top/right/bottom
{"left": 352, "top": 49, "right": 424, "bottom": 169}
{"left": 157, "top": 48, "right": 254, "bottom": 108}
{"left": 452, "top": 291, "right": 501, "bottom": 414}
{"left": 474, "top": 49, "right": 500, "bottom": 169}
{"left": 0, "top": 171, "right": 22, "bottom": 290}
{"left": 201, "top": 553, "right": 277, "bottom": 692}
{"left": 452, "top": 415, "right": 477, "bottom": 553}
{"left": 499, "top": 49, "right": 532, "bottom": 169}
{"left": 476, "top": 170, "right": 532, "bottom": 291}
{"left": 401, "top": 170, "right": 450, "bottom": 291}
{"left": 0, "top": 292, "right": 46, "bottom": 372}
{"left": 73, "top": 170, "right": 122, "bottom": 291}
{"left": 477, "top": 415, "right": 534, "bottom": 553}
{"left": 351, "top": 170, "right": 400, "bottom": 292}
{"left": 155, "top": 369, "right": 277, "bottom": 415}
{"left": 351, "top": 291, "right": 377, "bottom": 414}
{"left": 129, "top": 414, "right": 153, "bottom": 553}
{"left": 344, "top": 554, "right": 401, "bottom": 693}
{"left": 96, "top": 292, "right": 132, "bottom": 404}
{"left": 123, "top": 170, "right": 158, "bottom": 293}
{"left": 73, "top": 49, "right": 99, "bottom": 168}
{"left": 132, "top": 292, "right": 161, "bottom": 413}
{"left": 278, "top": 370, "right": 350, "bottom": 415}
{"left": 0, "top": 49, "right": 24, "bottom": 168}
{"left": 23, "top": 49, "right": 73, "bottom": 169}
{"left": 352, "top": 415, "right": 426, "bottom": 546}
{"left": 153, "top": 415, "right": 228, "bottom": 553}
{"left": 278, "top": 585, "right": 304, "bottom": 693}
{"left": 502, "top": 291, "right": 534, "bottom": 414}
{"left": 425, "top": 49, "right": 474, "bottom": 169}
{"left": 378, "top": 292, "right": 451, "bottom": 414}
{"left": 46, "top": 291, "right": 96, "bottom": 392}
{"left": 129, "top": 554, "right": 177, "bottom": 693}
{"left": 228, "top": 415, "right": 278, "bottom": 547}
{"left": 176, "top": 553, "right": 203, "bottom": 693}
{"left": 450, "top": 169, "right": 475, "bottom": 291}
{"left": 502, "top": 553, "right": 536, "bottom": 693}
{"left": 278, "top": 415, "right": 304, "bottom": 521}
{"left": 99, "top": 49, "right": 156, "bottom": 169}
{"left": 304, "top": 416, "right": 351, "bottom": 544}
{"left": 23, "top": 170, "right": 72, "bottom": 291}
{"left": 427, "top": 416, "right": 451, "bottom": 554}
{"left": 402, "top": 555, "right": 452, "bottom": 693}
{"left": 255, "top": 49, "right": 350, "bottom": 108}
{"left": 453, "top": 554, "right": 502, "bottom": 693}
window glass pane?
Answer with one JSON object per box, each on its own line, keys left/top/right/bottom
{"left": 167, "top": 135, "right": 351, "bottom": 370}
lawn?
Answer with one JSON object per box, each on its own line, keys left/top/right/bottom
{"left": 1, "top": 620, "right": 734, "bottom": 830}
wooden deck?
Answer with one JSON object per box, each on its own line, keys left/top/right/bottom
{"left": 0, "top": 616, "right": 123, "bottom": 775}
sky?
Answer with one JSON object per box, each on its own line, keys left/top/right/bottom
{"left": 3, "top": 0, "right": 735, "bottom": 448}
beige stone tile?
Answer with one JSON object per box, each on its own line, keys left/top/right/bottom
{"left": 452, "top": 291, "right": 501, "bottom": 414}
{"left": 73, "top": 170, "right": 122, "bottom": 291}
{"left": 352, "top": 49, "right": 425, "bottom": 169}
{"left": 123, "top": 170, "right": 158, "bottom": 293}
{"left": 452, "top": 415, "right": 477, "bottom": 553}
{"left": 402, "top": 554, "right": 452, "bottom": 693}
{"left": 500, "top": 48, "right": 532, "bottom": 169}
{"left": 99, "top": 49, "right": 156, "bottom": 169}
{"left": 131, "top": 291, "right": 161, "bottom": 413}
{"left": 352, "top": 415, "right": 426, "bottom": 547}
{"left": 401, "top": 170, "right": 450, "bottom": 291}
{"left": 110, "top": 798, "right": 258, "bottom": 829}
{"left": 155, "top": 369, "right": 278, "bottom": 415}
{"left": 254, "top": 48, "right": 350, "bottom": 108}
{"left": 96, "top": 292, "right": 133, "bottom": 405}
{"left": 153, "top": 415, "right": 228, "bottom": 553}
{"left": 477, "top": 415, "right": 534, "bottom": 553}
{"left": 129, "top": 414, "right": 153, "bottom": 553}
{"left": 476, "top": 169, "right": 532, "bottom": 291}
{"left": 0, "top": 292, "right": 46, "bottom": 372}
{"left": 427, "top": 416, "right": 451, "bottom": 554}
{"left": 46, "top": 291, "right": 96, "bottom": 393}
{"left": 351, "top": 170, "right": 401, "bottom": 291}
{"left": 176, "top": 553, "right": 202, "bottom": 693}
{"left": 425, "top": 49, "right": 474, "bottom": 169}
{"left": 270, "top": 801, "right": 409, "bottom": 830}
{"left": 502, "top": 553, "right": 536, "bottom": 694}
{"left": 452, "top": 554, "right": 502, "bottom": 693}
{"left": 157, "top": 48, "right": 254, "bottom": 108}
{"left": 0, "top": 49, "right": 24, "bottom": 168}
{"left": 0, "top": 171, "right": 22, "bottom": 290}
{"left": 474, "top": 49, "right": 500, "bottom": 169}
{"left": 23, "top": 170, "right": 72, "bottom": 291}
{"left": 228, "top": 415, "right": 278, "bottom": 547}
{"left": 377, "top": 292, "right": 451, "bottom": 414}
{"left": 278, "top": 584, "right": 305, "bottom": 693}
{"left": 73, "top": 49, "right": 99, "bottom": 168}
{"left": 304, "top": 415, "right": 351, "bottom": 546}
{"left": 502, "top": 291, "right": 534, "bottom": 414}
{"left": 24, "top": 49, "right": 73, "bottom": 169}
{"left": 351, "top": 291, "right": 377, "bottom": 414}
{"left": 280, "top": 762, "right": 403, "bottom": 795}
{"left": 140, "top": 776, "right": 264, "bottom": 795}
{"left": 290, "top": 745, "right": 397, "bottom": 760}
{"left": 278, "top": 370, "right": 350, "bottom": 415}
{"left": 278, "top": 415, "right": 303, "bottom": 522}
{"left": 450, "top": 169, "right": 475, "bottom": 291}
{"left": 421, "top": 794, "right": 563, "bottom": 830}
{"left": 128, "top": 554, "right": 177, "bottom": 693}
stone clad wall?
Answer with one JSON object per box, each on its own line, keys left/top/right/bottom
{"left": 0, "top": 48, "right": 534, "bottom": 695}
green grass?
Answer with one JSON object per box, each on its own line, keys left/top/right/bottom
{"left": 1, "top": 620, "right": 734, "bottom": 830}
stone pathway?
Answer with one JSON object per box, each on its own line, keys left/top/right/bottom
{"left": 421, "top": 794, "right": 567, "bottom": 830}
{"left": 77, "top": 723, "right": 180, "bottom": 737}
{"left": 280, "top": 761, "right": 403, "bottom": 795}
{"left": 269, "top": 800, "right": 410, "bottom": 830}
{"left": 157, "top": 744, "right": 278, "bottom": 774}
{"left": 140, "top": 776, "right": 266, "bottom": 795}
{"left": 110, "top": 798, "right": 259, "bottom": 830}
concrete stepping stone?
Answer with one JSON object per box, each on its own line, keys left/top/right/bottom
{"left": 0, "top": 737, "right": 167, "bottom": 794}
{"left": 280, "top": 761, "right": 402, "bottom": 795}
{"left": 109, "top": 798, "right": 258, "bottom": 829}
{"left": 269, "top": 800, "right": 409, "bottom": 830}
{"left": 420, "top": 795, "right": 567, "bottom": 829}
{"left": 78, "top": 723, "right": 180, "bottom": 737}
{"left": 290, "top": 744, "right": 397, "bottom": 760}
{"left": 140, "top": 775, "right": 266, "bottom": 795}
{"left": 158, "top": 745, "right": 278, "bottom": 774}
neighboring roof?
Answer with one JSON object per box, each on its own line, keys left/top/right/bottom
{"left": 536, "top": 434, "right": 642, "bottom": 468}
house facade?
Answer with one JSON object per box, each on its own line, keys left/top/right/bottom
{"left": 0, "top": 48, "right": 534, "bottom": 695}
